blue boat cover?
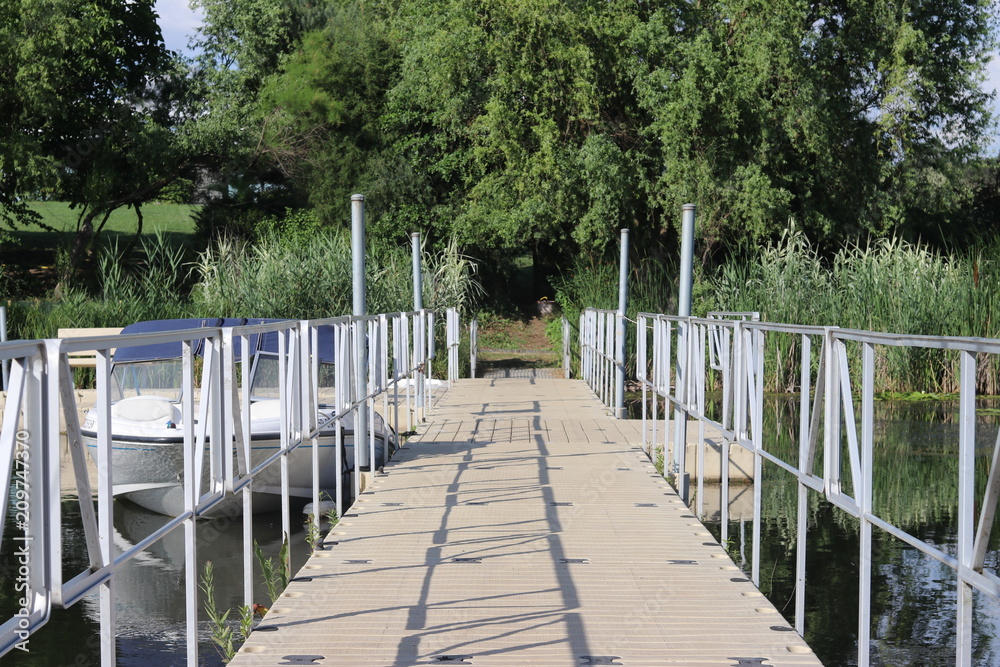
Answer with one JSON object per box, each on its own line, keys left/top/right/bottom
{"left": 113, "top": 318, "right": 335, "bottom": 364}
{"left": 114, "top": 318, "right": 226, "bottom": 362}
{"left": 254, "top": 319, "right": 336, "bottom": 364}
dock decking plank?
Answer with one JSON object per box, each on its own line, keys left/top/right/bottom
{"left": 230, "top": 378, "right": 820, "bottom": 666}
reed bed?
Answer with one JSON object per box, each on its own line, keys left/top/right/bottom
{"left": 552, "top": 254, "right": 678, "bottom": 376}
{"left": 9, "top": 231, "right": 482, "bottom": 342}
{"left": 709, "top": 229, "right": 1000, "bottom": 393}
{"left": 553, "top": 229, "right": 1000, "bottom": 393}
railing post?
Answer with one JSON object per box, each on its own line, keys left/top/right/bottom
{"left": 352, "top": 194, "right": 369, "bottom": 471}
{"left": 638, "top": 315, "right": 648, "bottom": 452}
{"left": 957, "top": 349, "right": 977, "bottom": 667}
{"left": 470, "top": 318, "right": 478, "bottom": 379}
{"left": 181, "top": 336, "right": 199, "bottom": 666}
{"left": 414, "top": 310, "right": 425, "bottom": 421}
{"left": 562, "top": 316, "right": 571, "bottom": 379}
{"left": 615, "top": 229, "right": 629, "bottom": 418}
{"left": 1, "top": 305, "right": 8, "bottom": 389}
{"left": 94, "top": 344, "right": 116, "bottom": 667}
{"left": 426, "top": 310, "right": 435, "bottom": 415}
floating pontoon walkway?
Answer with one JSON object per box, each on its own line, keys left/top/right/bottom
{"left": 230, "top": 378, "right": 820, "bottom": 666}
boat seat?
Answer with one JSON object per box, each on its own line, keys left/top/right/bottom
{"left": 113, "top": 396, "right": 176, "bottom": 423}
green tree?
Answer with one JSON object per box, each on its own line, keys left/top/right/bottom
{"left": 382, "top": 0, "right": 656, "bottom": 258}
{"left": 631, "top": 0, "right": 996, "bottom": 255}
{"left": 248, "top": 0, "right": 995, "bottom": 267}
{"left": 0, "top": 0, "right": 168, "bottom": 235}
{"left": 186, "top": 0, "right": 335, "bottom": 240}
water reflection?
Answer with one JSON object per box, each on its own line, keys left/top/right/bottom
{"left": 1, "top": 497, "right": 311, "bottom": 666}
{"left": 702, "top": 398, "right": 1000, "bottom": 666}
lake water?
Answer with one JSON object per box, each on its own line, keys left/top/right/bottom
{"left": 0, "top": 497, "right": 312, "bottom": 667}
{"left": 3, "top": 399, "right": 1000, "bottom": 665}
{"left": 700, "top": 398, "right": 1000, "bottom": 666}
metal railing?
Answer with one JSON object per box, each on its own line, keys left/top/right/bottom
{"left": 561, "top": 316, "right": 571, "bottom": 379}
{"left": 446, "top": 308, "right": 460, "bottom": 383}
{"left": 581, "top": 307, "right": 1000, "bottom": 667}
{"left": 470, "top": 318, "right": 478, "bottom": 378}
{"left": 0, "top": 309, "right": 455, "bottom": 664}
{"left": 579, "top": 308, "right": 620, "bottom": 408}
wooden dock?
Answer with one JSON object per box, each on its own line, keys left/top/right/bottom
{"left": 230, "top": 378, "right": 820, "bottom": 666}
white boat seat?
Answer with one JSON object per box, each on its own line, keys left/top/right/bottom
{"left": 113, "top": 396, "right": 176, "bottom": 423}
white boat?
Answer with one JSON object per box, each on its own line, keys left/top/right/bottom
{"left": 80, "top": 318, "right": 393, "bottom": 516}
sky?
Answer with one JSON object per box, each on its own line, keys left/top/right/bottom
{"left": 155, "top": 0, "right": 203, "bottom": 55}
{"left": 153, "top": 0, "right": 1000, "bottom": 155}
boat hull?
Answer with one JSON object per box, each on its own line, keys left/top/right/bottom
{"left": 81, "top": 427, "right": 387, "bottom": 517}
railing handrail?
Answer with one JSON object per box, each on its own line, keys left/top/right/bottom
{"left": 0, "top": 308, "right": 454, "bottom": 663}
{"left": 580, "top": 309, "right": 1000, "bottom": 667}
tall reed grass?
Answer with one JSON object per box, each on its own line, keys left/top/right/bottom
{"left": 552, "top": 253, "right": 678, "bottom": 375}
{"left": 10, "top": 234, "right": 195, "bottom": 339}
{"left": 554, "top": 228, "right": 1000, "bottom": 393}
{"left": 709, "top": 228, "right": 1000, "bottom": 393}
{"left": 9, "top": 231, "right": 483, "bottom": 342}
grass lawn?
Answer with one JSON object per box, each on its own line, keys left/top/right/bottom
{"left": 22, "top": 200, "right": 198, "bottom": 242}
{"left": 3, "top": 201, "right": 200, "bottom": 297}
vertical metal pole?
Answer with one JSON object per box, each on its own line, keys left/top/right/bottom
{"left": 352, "top": 195, "right": 369, "bottom": 470}
{"left": 354, "top": 195, "right": 368, "bottom": 323}
{"left": 447, "top": 308, "right": 457, "bottom": 383}
{"left": 411, "top": 232, "right": 425, "bottom": 413}
{"left": 858, "top": 341, "right": 875, "bottom": 667}
{"left": 412, "top": 232, "right": 423, "bottom": 310}
{"left": 615, "top": 230, "right": 629, "bottom": 418}
{"left": 673, "top": 205, "right": 695, "bottom": 501}
{"left": 957, "top": 350, "right": 976, "bottom": 667}
{"left": 795, "top": 335, "right": 811, "bottom": 635}
{"left": 425, "top": 311, "right": 435, "bottom": 415}
{"left": 302, "top": 322, "right": 320, "bottom": 540}
{"left": 94, "top": 346, "right": 116, "bottom": 667}
{"left": 678, "top": 204, "right": 695, "bottom": 317}
{"left": 562, "top": 316, "right": 571, "bottom": 379}
{"left": 1, "top": 305, "right": 8, "bottom": 389}
{"left": 470, "top": 319, "right": 478, "bottom": 379}
{"left": 750, "top": 328, "right": 763, "bottom": 586}
{"left": 180, "top": 339, "right": 198, "bottom": 665}
{"left": 638, "top": 316, "right": 648, "bottom": 452}
{"left": 380, "top": 314, "right": 390, "bottom": 464}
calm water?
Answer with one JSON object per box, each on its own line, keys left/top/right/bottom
{"left": 700, "top": 398, "right": 1000, "bottom": 666}
{"left": 4, "top": 399, "right": 1000, "bottom": 665}
{"left": 0, "top": 498, "right": 311, "bottom": 667}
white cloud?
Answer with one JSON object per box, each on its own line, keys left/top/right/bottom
{"left": 155, "top": 0, "right": 204, "bottom": 54}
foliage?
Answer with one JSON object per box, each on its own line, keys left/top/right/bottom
{"left": 8, "top": 234, "right": 194, "bottom": 340}
{"left": 422, "top": 236, "right": 484, "bottom": 314}
{"left": 0, "top": 0, "right": 239, "bottom": 275}
{"left": 632, "top": 0, "right": 995, "bottom": 253}
{"left": 200, "top": 561, "right": 236, "bottom": 662}
{"left": 254, "top": 537, "right": 290, "bottom": 607}
{"left": 709, "top": 228, "right": 1000, "bottom": 392}
{"left": 0, "top": 0, "right": 169, "bottom": 228}
{"left": 155, "top": 179, "right": 196, "bottom": 205}
{"left": 237, "top": 0, "right": 997, "bottom": 269}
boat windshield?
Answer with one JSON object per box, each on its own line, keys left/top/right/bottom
{"left": 111, "top": 360, "right": 184, "bottom": 402}
{"left": 249, "top": 354, "right": 280, "bottom": 399}
{"left": 249, "top": 353, "right": 336, "bottom": 405}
